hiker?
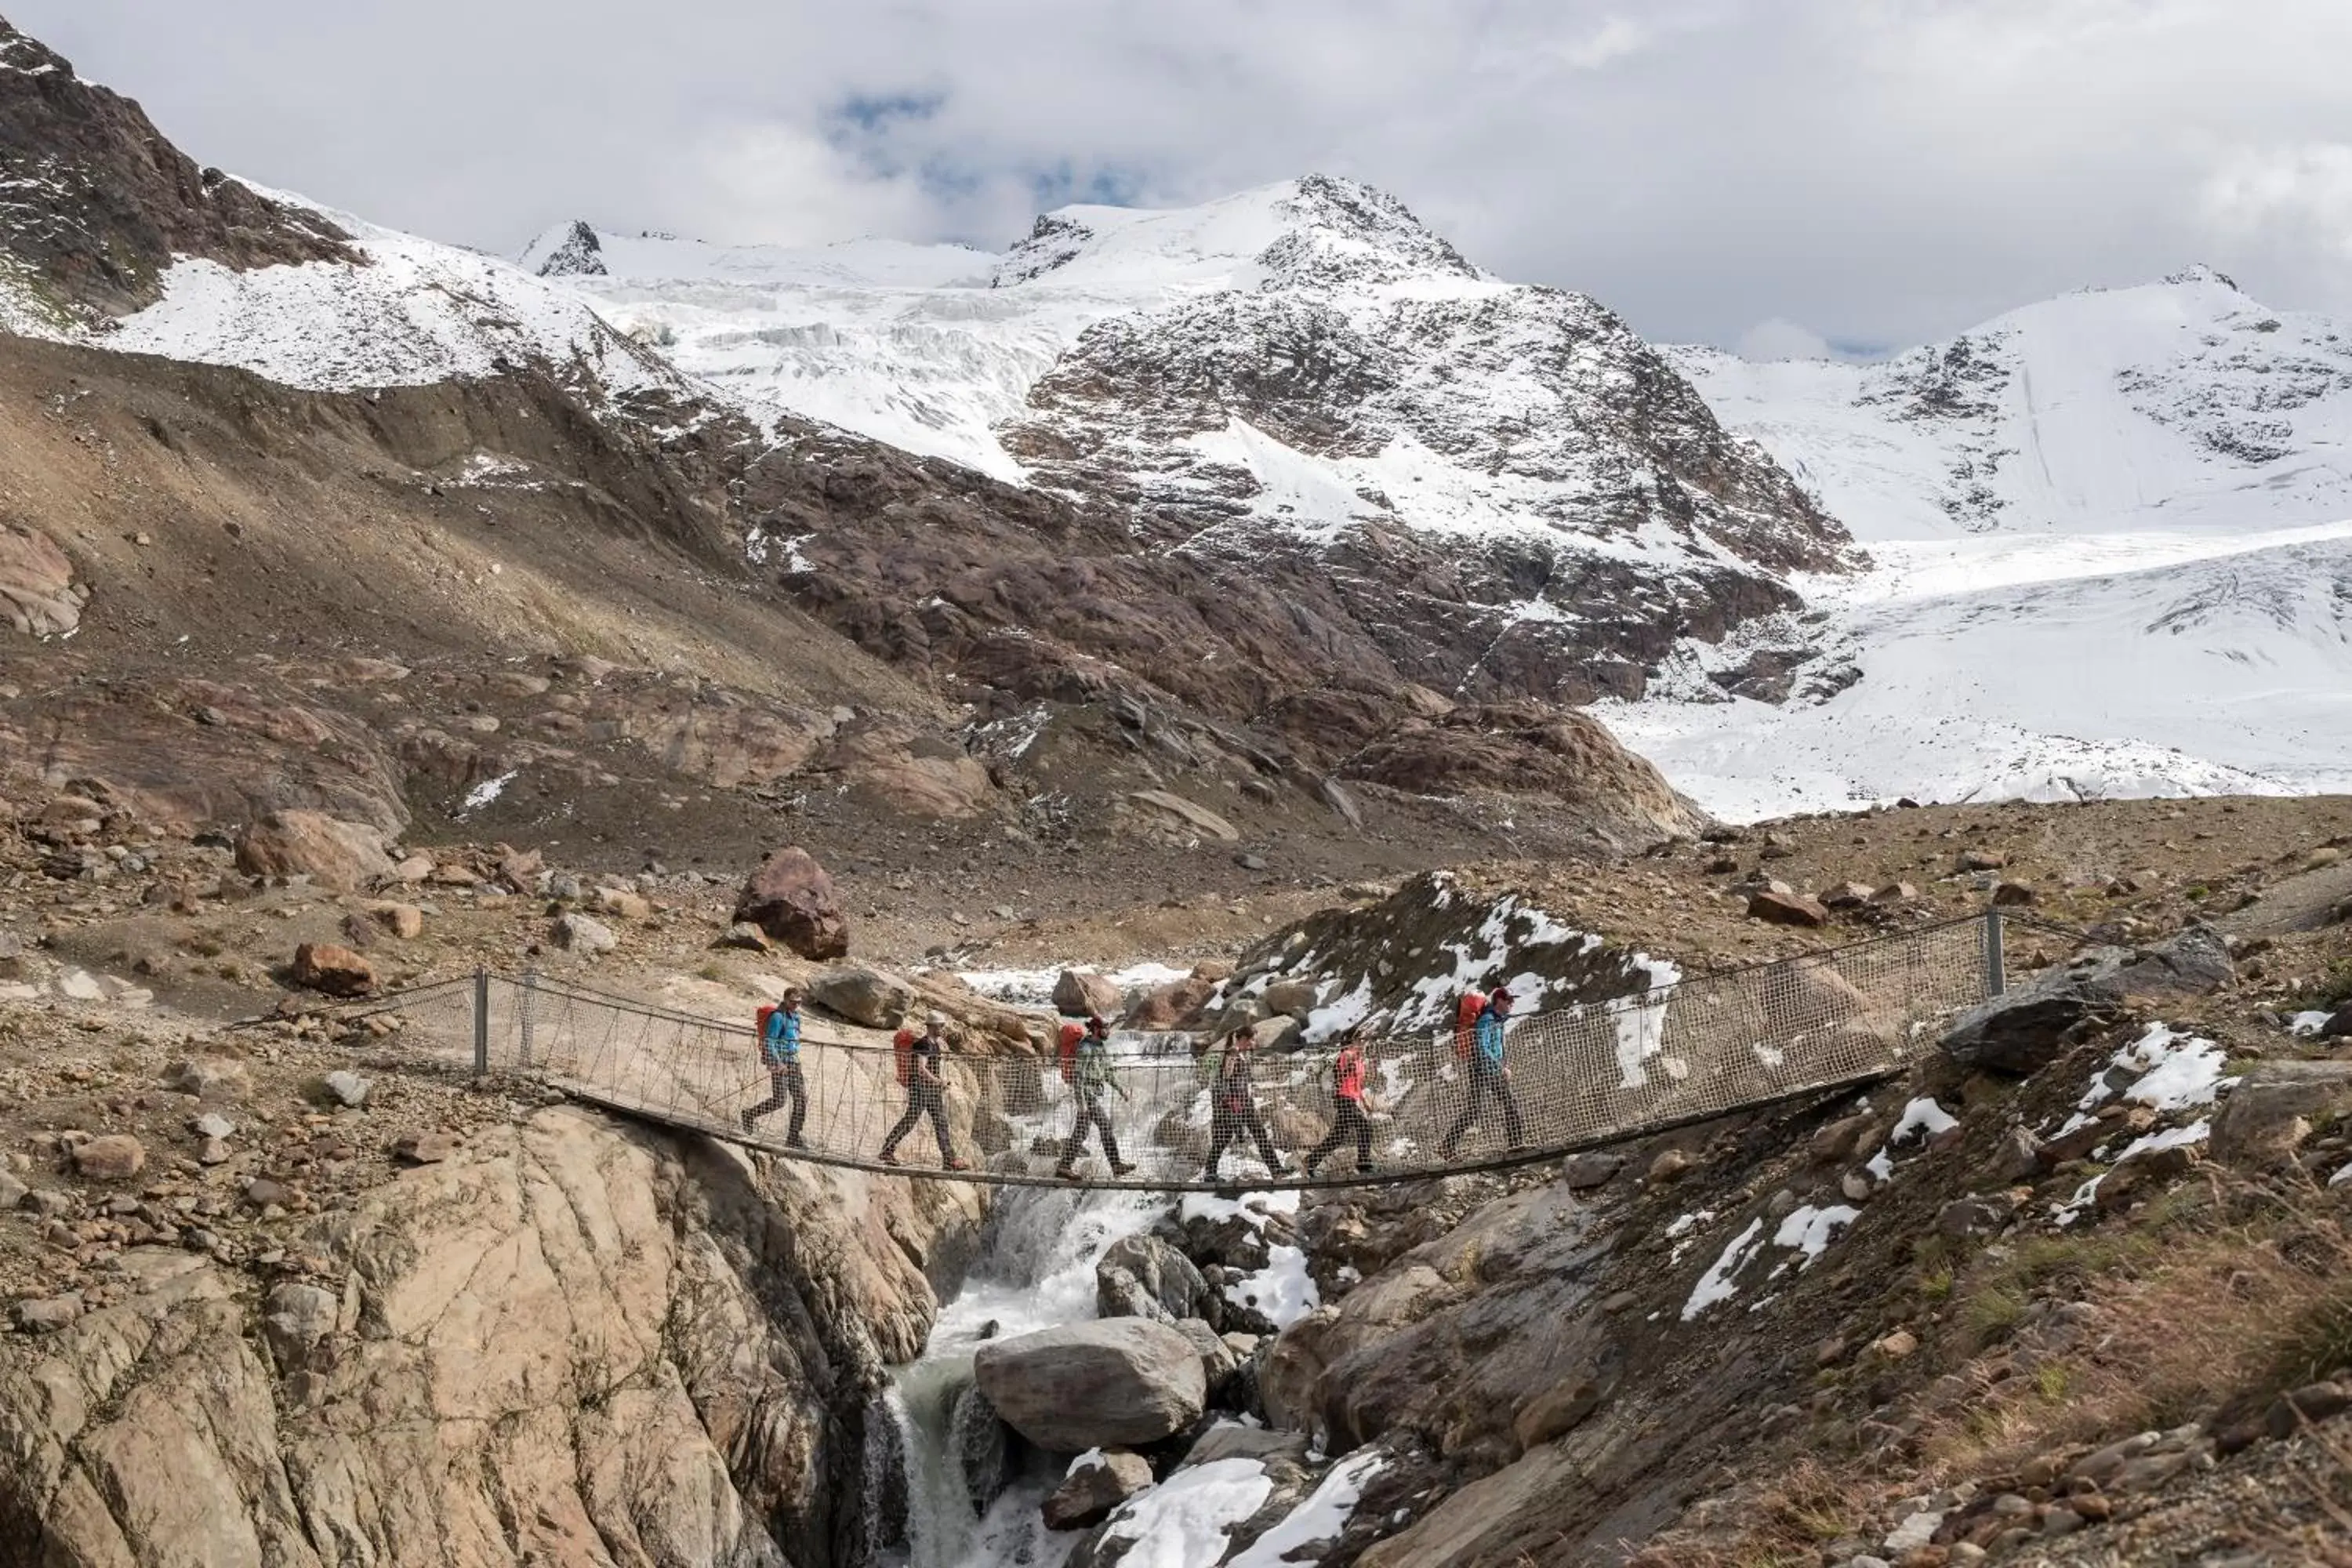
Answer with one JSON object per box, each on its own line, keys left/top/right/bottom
{"left": 880, "top": 1011, "right": 970, "bottom": 1171}
{"left": 1202, "top": 1023, "right": 1290, "bottom": 1181}
{"left": 1303, "top": 1025, "right": 1374, "bottom": 1176}
{"left": 1056, "top": 1015, "right": 1136, "bottom": 1181}
{"left": 741, "top": 985, "right": 808, "bottom": 1147}
{"left": 1439, "top": 985, "right": 1528, "bottom": 1158}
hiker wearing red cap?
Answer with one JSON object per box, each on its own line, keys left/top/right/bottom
{"left": 1056, "top": 1015, "right": 1136, "bottom": 1181}
{"left": 1439, "top": 986, "right": 1527, "bottom": 1158}
{"left": 1202, "top": 1023, "right": 1290, "bottom": 1181}
{"left": 1303, "top": 1025, "right": 1374, "bottom": 1177}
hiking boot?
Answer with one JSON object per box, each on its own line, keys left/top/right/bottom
{"left": 739, "top": 1109, "right": 757, "bottom": 1131}
{"left": 1355, "top": 1162, "right": 1375, "bottom": 1175}
{"left": 1054, "top": 1165, "right": 1080, "bottom": 1183}
{"left": 785, "top": 1136, "right": 808, "bottom": 1151}
{"left": 944, "top": 1156, "right": 974, "bottom": 1173}
{"left": 876, "top": 1149, "right": 900, "bottom": 1167}
{"left": 1109, "top": 1160, "right": 1138, "bottom": 1178}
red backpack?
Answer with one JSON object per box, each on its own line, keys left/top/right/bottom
{"left": 1453, "top": 991, "right": 1487, "bottom": 1060}
{"left": 756, "top": 1004, "right": 779, "bottom": 1040}
{"left": 1057, "top": 1021, "right": 1087, "bottom": 1083}
{"left": 892, "top": 1028, "right": 917, "bottom": 1086}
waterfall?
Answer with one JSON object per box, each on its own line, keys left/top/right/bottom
{"left": 877, "top": 1182, "right": 1168, "bottom": 1568}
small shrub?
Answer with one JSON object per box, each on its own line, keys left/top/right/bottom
{"left": 1964, "top": 1283, "right": 2027, "bottom": 1348}
{"left": 1917, "top": 1266, "right": 1955, "bottom": 1301}
{"left": 2035, "top": 1363, "right": 2071, "bottom": 1404}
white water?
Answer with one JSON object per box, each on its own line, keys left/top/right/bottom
{"left": 881, "top": 1185, "right": 1168, "bottom": 1568}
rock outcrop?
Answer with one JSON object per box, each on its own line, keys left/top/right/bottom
{"left": 0, "top": 19, "right": 354, "bottom": 320}
{"left": 0, "top": 1109, "right": 985, "bottom": 1568}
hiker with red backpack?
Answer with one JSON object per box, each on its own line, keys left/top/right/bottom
{"left": 1439, "top": 985, "right": 1528, "bottom": 1160}
{"left": 1201, "top": 1022, "right": 1291, "bottom": 1182}
{"left": 1303, "top": 1025, "right": 1374, "bottom": 1177}
{"left": 880, "top": 1011, "right": 970, "bottom": 1171}
{"left": 741, "top": 985, "right": 808, "bottom": 1148}
{"left": 1055, "top": 1015, "right": 1135, "bottom": 1181}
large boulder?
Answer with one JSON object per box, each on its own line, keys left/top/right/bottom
{"left": 1941, "top": 927, "right": 2234, "bottom": 1076}
{"left": 735, "top": 847, "right": 851, "bottom": 960}
{"left": 1097, "top": 1234, "right": 1216, "bottom": 1325}
{"left": 1054, "top": 970, "right": 1123, "bottom": 1020}
{"left": 971, "top": 1319, "right": 1207, "bottom": 1452}
{"left": 290, "top": 943, "right": 376, "bottom": 998}
{"left": 1041, "top": 1450, "right": 1153, "bottom": 1532}
{"left": 810, "top": 965, "right": 915, "bottom": 1029}
{"left": 234, "top": 811, "right": 396, "bottom": 892}
{"left": 1125, "top": 974, "right": 1218, "bottom": 1031}
{"left": 2210, "top": 1061, "right": 2352, "bottom": 1171}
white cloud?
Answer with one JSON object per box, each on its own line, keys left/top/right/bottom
{"left": 12, "top": 0, "right": 2352, "bottom": 350}
{"left": 1558, "top": 16, "right": 1649, "bottom": 71}
{"left": 1736, "top": 318, "right": 1834, "bottom": 361}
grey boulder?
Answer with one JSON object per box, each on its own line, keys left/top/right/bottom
{"left": 972, "top": 1319, "right": 1207, "bottom": 1451}
{"left": 1097, "top": 1233, "right": 1215, "bottom": 1325}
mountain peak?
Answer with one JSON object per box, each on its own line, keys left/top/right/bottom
{"left": 521, "top": 220, "right": 608, "bottom": 278}
{"left": 2161, "top": 263, "right": 2241, "bottom": 292}
{"left": 991, "top": 173, "right": 1479, "bottom": 292}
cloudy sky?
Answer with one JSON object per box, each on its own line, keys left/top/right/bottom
{"left": 12, "top": 0, "right": 2351, "bottom": 355}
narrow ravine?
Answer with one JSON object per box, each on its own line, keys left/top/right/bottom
{"left": 879, "top": 1185, "right": 1169, "bottom": 1568}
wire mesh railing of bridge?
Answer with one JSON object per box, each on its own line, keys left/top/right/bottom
{"left": 347, "top": 911, "right": 2009, "bottom": 1191}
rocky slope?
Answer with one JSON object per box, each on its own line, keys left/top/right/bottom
{"left": 0, "top": 15, "right": 1702, "bottom": 877}
{"left": 1000, "top": 798, "right": 2352, "bottom": 1568}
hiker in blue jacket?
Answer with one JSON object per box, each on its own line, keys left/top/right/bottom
{"left": 742, "top": 985, "right": 809, "bottom": 1148}
{"left": 1439, "top": 985, "right": 1527, "bottom": 1157}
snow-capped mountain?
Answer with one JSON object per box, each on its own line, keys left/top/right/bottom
{"left": 1609, "top": 271, "right": 2352, "bottom": 817}
{"left": 1671, "top": 266, "right": 2352, "bottom": 542}
{"left": 0, "top": 18, "right": 689, "bottom": 413}
{"left": 529, "top": 177, "right": 1852, "bottom": 702}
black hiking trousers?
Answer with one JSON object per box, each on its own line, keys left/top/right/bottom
{"left": 882, "top": 1081, "right": 953, "bottom": 1162}
{"left": 1442, "top": 1059, "right": 1526, "bottom": 1155}
{"left": 1060, "top": 1087, "right": 1123, "bottom": 1169}
{"left": 1305, "top": 1095, "right": 1372, "bottom": 1172}
{"left": 1206, "top": 1102, "right": 1283, "bottom": 1175}
{"left": 743, "top": 1061, "right": 808, "bottom": 1144}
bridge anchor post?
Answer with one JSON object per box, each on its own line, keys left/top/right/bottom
{"left": 1983, "top": 909, "right": 2006, "bottom": 998}
{"left": 473, "top": 968, "right": 490, "bottom": 1077}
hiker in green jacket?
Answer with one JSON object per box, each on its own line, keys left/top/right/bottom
{"left": 1056, "top": 1015, "right": 1136, "bottom": 1180}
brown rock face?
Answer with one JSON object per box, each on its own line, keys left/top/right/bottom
{"left": 0, "top": 523, "right": 85, "bottom": 636}
{"left": 235, "top": 811, "right": 397, "bottom": 892}
{"left": 735, "top": 847, "right": 851, "bottom": 960}
{"left": 290, "top": 942, "right": 376, "bottom": 997}
{"left": 0, "top": 20, "right": 354, "bottom": 319}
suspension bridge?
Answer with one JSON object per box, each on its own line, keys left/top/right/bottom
{"left": 333, "top": 913, "right": 2016, "bottom": 1192}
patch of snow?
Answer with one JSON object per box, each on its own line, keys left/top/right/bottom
{"left": 2289, "top": 1010, "right": 2336, "bottom": 1039}
{"left": 1224, "top": 1244, "right": 1320, "bottom": 1330}
{"left": 1773, "top": 1204, "right": 1860, "bottom": 1267}
{"left": 2064, "top": 1024, "right": 2234, "bottom": 1135}
{"left": 1866, "top": 1146, "right": 1895, "bottom": 1183}
{"left": 1067, "top": 1448, "right": 1106, "bottom": 1477}
{"left": 1682, "top": 1218, "right": 1766, "bottom": 1321}
{"left": 2114, "top": 1120, "right": 2211, "bottom": 1163}
{"left": 1094, "top": 1457, "right": 1275, "bottom": 1568}
{"left": 1304, "top": 976, "right": 1375, "bottom": 1045}
{"left": 460, "top": 771, "right": 517, "bottom": 814}
{"left": 1229, "top": 1449, "right": 1388, "bottom": 1568}
{"left": 1892, "top": 1097, "right": 1958, "bottom": 1144}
